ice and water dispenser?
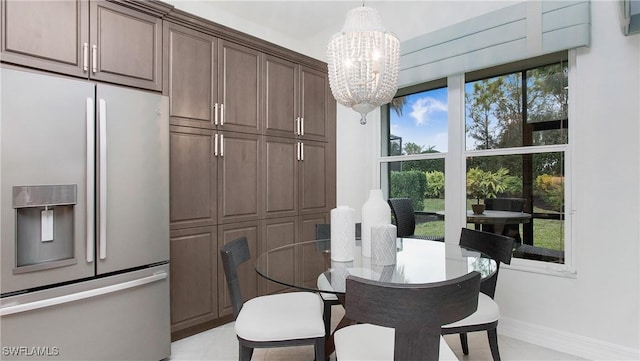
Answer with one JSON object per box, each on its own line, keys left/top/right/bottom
{"left": 12, "top": 185, "right": 77, "bottom": 274}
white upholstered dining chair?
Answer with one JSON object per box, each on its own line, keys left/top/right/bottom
{"left": 220, "top": 237, "right": 325, "bottom": 361}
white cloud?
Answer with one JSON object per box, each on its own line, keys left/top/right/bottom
{"left": 410, "top": 97, "right": 447, "bottom": 126}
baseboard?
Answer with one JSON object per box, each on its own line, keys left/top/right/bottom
{"left": 499, "top": 316, "right": 640, "bottom": 360}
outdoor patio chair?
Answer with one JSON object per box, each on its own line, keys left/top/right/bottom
{"left": 483, "top": 197, "right": 526, "bottom": 243}
{"left": 388, "top": 198, "right": 444, "bottom": 241}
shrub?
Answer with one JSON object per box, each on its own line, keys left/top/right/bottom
{"left": 425, "top": 171, "right": 445, "bottom": 199}
{"left": 534, "top": 174, "right": 564, "bottom": 211}
{"left": 390, "top": 170, "right": 426, "bottom": 211}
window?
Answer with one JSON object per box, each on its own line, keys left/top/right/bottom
{"left": 380, "top": 53, "right": 570, "bottom": 267}
{"left": 465, "top": 57, "right": 568, "bottom": 264}
{"left": 381, "top": 81, "right": 447, "bottom": 239}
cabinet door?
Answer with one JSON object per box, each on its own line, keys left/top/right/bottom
{"left": 90, "top": 1, "right": 162, "bottom": 91}
{"left": 299, "top": 140, "right": 334, "bottom": 214}
{"left": 263, "top": 136, "right": 298, "bottom": 219}
{"left": 263, "top": 54, "right": 299, "bottom": 138}
{"left": 170, "top": 126, "right": 217, "bottom": 230}
{"left": 165, "top": 21, "right": 216, "bottom": 129}
{"left": 218, "top": 221, "right": 260, "bottom": 317}
{"left": 218, "top": 40, "right": 261, "bottom": 134}
{"left": 261, "top": 217, "right": 297, "bottom": 295}
{"left": 217, "top": 131, "right": 262, "bottom": 224}
{"left": 300, "top": 66, "right": 329, "bottom": 142}
{"left": 170, "top": 226, "right": 218, "bottom": 333}
{"left": 297, "top": 213, "right": 330, "bottom": 290}
{"left": 0, "top": 0, "right": 88, "bottom": 77}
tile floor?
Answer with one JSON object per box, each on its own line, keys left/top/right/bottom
{"left": 169, "top": 306, "right": 586, "bottom": 361}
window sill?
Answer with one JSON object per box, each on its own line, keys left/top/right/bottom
{"left": 504, "top": 258, "right": 577, "bottom": 278}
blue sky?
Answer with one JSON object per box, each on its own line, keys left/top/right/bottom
{"left": 389, "top": 87, "right": 449, "bottom": 153}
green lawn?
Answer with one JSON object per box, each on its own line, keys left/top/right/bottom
{"left": 414, "top": 198, "right": 564, "bottom": 251}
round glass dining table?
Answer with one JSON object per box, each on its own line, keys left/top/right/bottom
{"left": 255, "top": 238, "right": 497, "bottom": 296}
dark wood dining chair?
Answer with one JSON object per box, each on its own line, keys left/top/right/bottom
{"left": 220, "top": 237, "right": 325, "bottom": 361}
{"left": 334, "top": 272, "right": 481, "bottom": 360}
{"left": 441, "top": 228, "right": 515, "bottom": 361}
{"left": 388, "top": 198, "right": 444, "bottom": 241}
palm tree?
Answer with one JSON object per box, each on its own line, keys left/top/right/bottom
{"left": 390, "top": 96, "right": 407, "bottom": 117}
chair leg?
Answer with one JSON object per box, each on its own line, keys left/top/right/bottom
{"left": 314, "top": 336, "right": 326, "bottom": 361}
{"left": 459, "top": 332, "right": 469, "bottom": 355}
{"left": 239, "top": 344, "right": 253, "bottom": 361}
{"left": 487, "top": 328, "right": 501, "bottom": 361}
{"left": 323, "top": 300, "right": 332, "bottom": 337}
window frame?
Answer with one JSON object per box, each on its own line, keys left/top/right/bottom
{"left": 379, "top": 51, "right": 576, "bottom": 277}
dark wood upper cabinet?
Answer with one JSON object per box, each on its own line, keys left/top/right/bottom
{"left": 1, "top": 0, "right": 166, "bottom": 91}
{"left": 300, "top": 66, "right": 330, "bottom": 142}
{"left": 0, "top": 0, "right": 88, "bottom": 77}
{"left": 90, "top": 1, "right": 163, "bottom": 90}
{"left": 164, "top": 21, "right": 217, "bottom": 128}
{"left": 218, "top": 40, "right": 261, "bottom": 134}
{"left": 263, "top": 54, "right": 299, "bottom": 138}
{"left": 263, "top": 55, "right": 330, "bottom": 142}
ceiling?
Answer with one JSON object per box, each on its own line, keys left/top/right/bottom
{"left": 173, "top": 1, "right": 518, "bottom": 60}
{"left": 201, "top": 1, "right": 361, "bottom": 41}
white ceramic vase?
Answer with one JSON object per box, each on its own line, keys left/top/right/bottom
{"left": 330, "top": 206, "right": 356, "bottom": 261}
{"left": 371, "top": 224, "right": 397, "bottom": 265}
{"left": 361, "top": 189, "right": 391, "bottom": 257}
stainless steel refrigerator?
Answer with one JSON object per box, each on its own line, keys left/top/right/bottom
{"left": 0, "top": 67, "right": 170, "bottom": 360}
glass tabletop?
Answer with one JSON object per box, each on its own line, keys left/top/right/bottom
{"left": 255, "top": 238, "right": 497, "bottom": 295}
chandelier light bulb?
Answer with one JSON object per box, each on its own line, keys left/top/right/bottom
{"left": 327, "top": 6, "right": 400, "bottom": 125}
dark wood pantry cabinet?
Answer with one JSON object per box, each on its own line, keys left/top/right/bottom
{"left": 163, "top": 8, "right": 335, "bottom": 339}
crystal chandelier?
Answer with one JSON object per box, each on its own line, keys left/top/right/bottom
{"left": 327, "top": 6, "right": 400, "bottom": 125}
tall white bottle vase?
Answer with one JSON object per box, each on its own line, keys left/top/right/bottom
{"left": 361, "top": 189, "right": 391, "bottom": 257}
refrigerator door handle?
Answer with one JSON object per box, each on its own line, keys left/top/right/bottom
{"left": 86, "top": 98, "right": 95, "bottom": 263}
{"left": 0, "top": 271, "right": 167, "bottom": 316}
{"left": 98, "top": 99, "right": 107, "bottom": 260}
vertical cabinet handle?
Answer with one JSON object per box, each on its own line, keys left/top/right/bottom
{"left": 296, "top": 117, "right": 300, "bottom": 135}
{"left": 220, "top": 134, "right": 224, "bottom": 157}
{"left": 91, "top": 45, "right": 97, "bottom": 74}
{"left": 301, "top": 117, "right": 305, "bottom": 136}
{"left": 98, "top": 99, "right": 107, "bottom": 260}
{"left": 86, "top": 98, "right": 95, "bottom": 263}
{"left": 213, "top": 103, "right": 218, "bottom": 126}
{"left": 297, "top": 142, "right": 301, "bottom": 161}
{"left": 83, "top": 43, "right": 89, "bottom": 72}
{"left": 220, "top": 104, "right": 225, "bottom": 126}
{"left": 300, "top": 142, "right": 304, "bottom": 161}
{"left": 214, "top": 133, "right": 218, "bottom": 156}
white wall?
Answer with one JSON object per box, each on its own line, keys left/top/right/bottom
{"left": 496, "top": 2, "right": 639, "bottom": 358}
{"left": 167, "top": 1, "right": 639, "bottom": 358}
